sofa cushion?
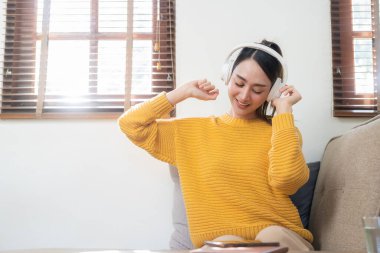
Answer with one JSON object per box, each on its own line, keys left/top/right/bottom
{"left": 169, "top": 165, "right": 194, "bottom": 249}
{"left": 169, "top": 162, "right": 320, "bottom": 249}
{"left": 290, "top": 161, "right": 320, "bottom": 228}
{"left": 308, "top": 115, "right": 380, "bottom": 251}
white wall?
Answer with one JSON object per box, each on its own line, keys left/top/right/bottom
{"left": 0, "top": 0, "right": 371, "bottom": 250}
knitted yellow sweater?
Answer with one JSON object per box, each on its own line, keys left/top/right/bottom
{"left": 118, "top": 92, "right": 313, "bottom": 247}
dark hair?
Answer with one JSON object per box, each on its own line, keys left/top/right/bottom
{"left": 230, "top": 39, "right": 283, "bottom": 123}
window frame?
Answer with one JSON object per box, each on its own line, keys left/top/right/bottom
{"left": 331, "top": 0, "right": 379, "bottom": 117}
{"left": 0, "top": 0, "right": 176, "bottom": 119}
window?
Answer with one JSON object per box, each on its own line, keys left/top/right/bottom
{"left": 0, "top": 0, "right": 175, "bottom": 119}
{"left": 331, "top": 0, "right": 379, "bottom": 116}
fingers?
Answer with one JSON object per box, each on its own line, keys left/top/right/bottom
{"left": 280, "top": 85, "right": 301, "bottom": 99}
{"left": 209, "top": 88, "right": 219, "bottom": 99}
{"left": 198, "top": 79, "right": 214, "bottom": 91}
{"left": 280, "top": 84, "right": 292, "bottom": 96}
{"left": 198, "top": 79, "right": 218, "bottom": 93}
{"left": 195, "top": 78, "right": 219, "bottom": 100}
{"left": 197, "top": 78, "right": 208, "bottom": 86}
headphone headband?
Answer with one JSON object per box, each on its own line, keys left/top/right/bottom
{"left": 221, "top": 42, "right": 288, "bottom": 85}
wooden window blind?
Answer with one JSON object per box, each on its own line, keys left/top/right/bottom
{"left": 331, "top": 0, "right": 379, "bottom": 116}
{"left": 0, "top": 0, "right": 175, "bottom": 119}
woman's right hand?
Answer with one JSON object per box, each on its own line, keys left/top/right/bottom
{"left": 167, "top": 79, "right": 219, "bottom": 105}
{"left": 188, "top": 79, "right": 219, "bottom": 101}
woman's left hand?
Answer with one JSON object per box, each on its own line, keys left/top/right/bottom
{"left": 271, "top": 85, "right": 302, "bottom": 114}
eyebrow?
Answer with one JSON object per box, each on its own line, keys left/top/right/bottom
{"left": 235, "top": 74, "right": 268, "bottom": 87}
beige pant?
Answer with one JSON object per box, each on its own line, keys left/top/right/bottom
{"left": 211, "top": 226, "right": 314, "bottom": 251}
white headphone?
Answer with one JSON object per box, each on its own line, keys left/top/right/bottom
{"left": 221, "top": 42, "right": 288, "bottom": 86}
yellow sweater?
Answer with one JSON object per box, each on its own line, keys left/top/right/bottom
{"left": 118, "top": 92, "right": 313, "bottom": 247}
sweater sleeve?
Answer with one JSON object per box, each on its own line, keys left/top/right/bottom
{"left": 267, "top": 113, "right": 309, "bottom": 195}
{"left": 118, "top": 92, "right": 176, "bottom": 165}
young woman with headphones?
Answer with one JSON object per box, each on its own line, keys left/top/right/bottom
{"left": 118, "top": 40, "right": 313, "bottom": 251}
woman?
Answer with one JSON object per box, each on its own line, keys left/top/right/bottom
{"left": 118, "top": 40, "right": 313, "bottom": 251}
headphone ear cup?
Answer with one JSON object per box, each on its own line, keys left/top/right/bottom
{"left": 221, "top": 48, "right": 243, "bottom": 86}
{"left": 221, "top": 61, "right": 230, "bottom": 85}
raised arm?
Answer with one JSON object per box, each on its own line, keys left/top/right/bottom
{"left": 118, "top": 79, "right": 219, "bottom": 164}
{"left": 267, "top": 85, "right": 309, "bottom": 195}
{"left": 267, "top": 113, "right": 309, "bottom": 195}
{"left": 118, "top": 92, "right": 177, "bottom": 164}
{"left": 166, "top": 78, "right": 219, "bottom": 105}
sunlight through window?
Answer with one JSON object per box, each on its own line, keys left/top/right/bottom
{"left": 98, "top": 41, "right": 126, "bottom": 94}
{"left": 132, "top": 40, "right": 152, "bottom": 94}
{"left": 99, "top": 0, "right": 127, "bottom": 33}
{"left": 0, "top": 0, "right": 175, "bottom": 117}
{"left": 352, "top": 0, "right": 372, "bottom": 32}
{"left": 353, "top": 38, "right": 374, "bottom": 94}
{"left": 46, "top": 41, "right": 89, "bottom": 96}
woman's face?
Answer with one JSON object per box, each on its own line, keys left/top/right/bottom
{"left": 227, "top": 59, "right": 272, "bottom": 120}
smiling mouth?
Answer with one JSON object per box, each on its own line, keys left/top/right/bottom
{"left": 236, "top": 99, "right": 250, "bottom": 107}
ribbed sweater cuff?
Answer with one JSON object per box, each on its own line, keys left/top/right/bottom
{"left": 271, "top": 113, "right": 295, "bottom": 133}
{"left": 151, "top": 92, "right": 174, "bottom": 117}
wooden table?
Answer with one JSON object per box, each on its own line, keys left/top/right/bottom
{"left": 0, "top": 249, "right": 367, "bottom": 253}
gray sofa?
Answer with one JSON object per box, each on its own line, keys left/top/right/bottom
{"left": 308, "top": 114, "right": 380, "bottom": 251}
{"left": 169, "top": 114, "right": 380, "bottom": 251}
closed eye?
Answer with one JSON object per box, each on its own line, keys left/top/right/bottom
{"left": 235, "top": 83, "right": 244, "bottom": 87}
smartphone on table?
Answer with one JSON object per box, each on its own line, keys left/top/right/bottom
{"left": 204, "top": 240, "right": 280, "bottom": 248}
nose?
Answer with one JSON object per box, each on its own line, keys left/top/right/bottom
{"left": 240, "top": 86, "right": 250, "bottom": 101}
